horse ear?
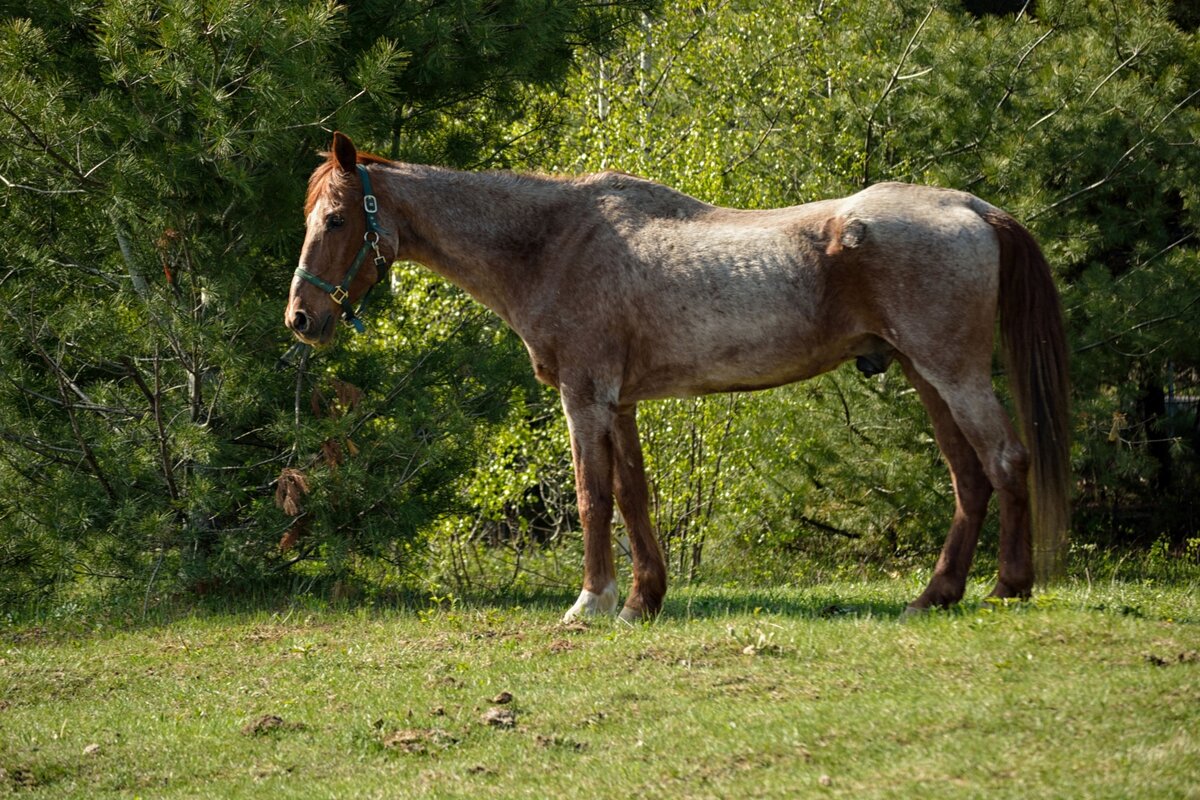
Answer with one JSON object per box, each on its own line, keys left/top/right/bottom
{"left": 331, "top": 131, "right": 357, "bottom": 173}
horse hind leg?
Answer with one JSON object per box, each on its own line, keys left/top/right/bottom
{"left": 910, "top": 362, "right": 1035, "bottom": 605}
{"left": 900, "top": 359, "right": 993, "bottom": 611}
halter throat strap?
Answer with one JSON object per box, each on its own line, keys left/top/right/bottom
{"left": 294, "top": 163, "right": 390, "bottom": 334}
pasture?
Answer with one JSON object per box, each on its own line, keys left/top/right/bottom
{"left": 3, "top": 574, "right": 1198, "bottom": 799}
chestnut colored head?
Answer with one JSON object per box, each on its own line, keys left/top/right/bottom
{"left": 285, "top": 132, "right": 391, "bottom": 345}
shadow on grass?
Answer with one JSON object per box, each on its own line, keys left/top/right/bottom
{"left": 662, "top": 588, "right": 911, "bottom": 620}
{"left": 7, "top": 558, "right": 1198, "bottom": 641}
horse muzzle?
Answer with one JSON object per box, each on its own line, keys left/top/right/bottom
{"left": 285, "top": 304, "right": 335, "bottom": 345}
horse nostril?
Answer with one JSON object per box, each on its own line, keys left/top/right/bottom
{"left": 291, "top": 309, "right": 310, "bottom": 334}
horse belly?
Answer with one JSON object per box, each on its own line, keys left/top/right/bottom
{"left": 623, "top": 291, "right": 851, "bottom": 400}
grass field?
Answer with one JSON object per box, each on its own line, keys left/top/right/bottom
{"left": 2, "top": 575, "right": 1198, "bottom": 799}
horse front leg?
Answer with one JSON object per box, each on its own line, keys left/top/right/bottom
{"left": 612, "top": 406, "right": 667, "bottom": 623}
{"left": 561, "top": 385, "right": 619, "bottom": 622}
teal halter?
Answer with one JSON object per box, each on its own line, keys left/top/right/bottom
{"left": 294, "top": 164, "right": 390, "bottom": 334}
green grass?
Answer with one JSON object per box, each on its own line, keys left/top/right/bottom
{"left": 2, "top": 576, "right": 1198, "bottom": 799}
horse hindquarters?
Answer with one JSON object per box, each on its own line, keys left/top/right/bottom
{"left": 898, "top": 206, "right": 1068, "bottom": 605}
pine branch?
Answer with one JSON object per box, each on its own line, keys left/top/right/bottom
{"left": 862, "top": 3, "right": 936, "bottom": 187}
{"left": 124, "top": 357, "right": 181, "bottom": 503}
{"left": 0, "top": 101, "right": 105, "bottom": 189}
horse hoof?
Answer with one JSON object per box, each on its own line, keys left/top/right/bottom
{"left": 617, "top": 605, "right": 650, "bottom": 625}
{"left": 901, "top": 604, "right": 930, "bottom": 619}
{"left": 987, "top": 583, "right": 1032, "bottom": 601}
{"left": 562, "top": 580, "right": 618, "bottom": 623}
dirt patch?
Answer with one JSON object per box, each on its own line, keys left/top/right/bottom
{"left": 480, "top": 707, "right": 517, "bottom": 728}
{"left": 2, "top": 767, "right": 36, "bottom": 789}
{"left": 1145, "top": 650, "right": 1199, "bottom": 667}
{"left": 381, "top": 728, "right": 458, "bottom": 754}
{"left": 241, "top": 714, "right": 306, "bottom": 736}
{"left": 535, "top": 733, "right": 588, "bottom": 751}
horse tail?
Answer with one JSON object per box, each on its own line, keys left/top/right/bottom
{"left": 985, "top": 210, "right": 1071, "bottom": 583}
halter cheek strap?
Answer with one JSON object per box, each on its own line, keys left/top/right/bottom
{"left": 294, "top": 164, "right": 391, "bottom": 334}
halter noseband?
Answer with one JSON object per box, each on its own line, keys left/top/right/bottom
{"left": 294, "top": 164, "right": 390, "bottom": 334}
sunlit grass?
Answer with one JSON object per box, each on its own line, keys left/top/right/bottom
{"left": 2, "top": 575, "right": 1198, "bottom": 798}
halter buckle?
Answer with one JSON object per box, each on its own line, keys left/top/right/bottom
{"left": 330, "top": 286, "right": 349, "bottom": 305}
{"left": 363, "top": 194, "right": 378, "bottom": 214}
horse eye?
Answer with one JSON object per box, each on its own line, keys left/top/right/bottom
{"left": 326, "top": 213, "right": 345, "bottom": 230}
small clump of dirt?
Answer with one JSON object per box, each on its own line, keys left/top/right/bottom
{"left": 490, "top": 691, "right": 513, "bottom": 705}
{"left": 480, "top": 707, "right": 516, "bottom": 728}
{"left": 241, "top": 714, "right": 305, "bottom": 737}
{"left": 381, "top": 727, "right": 458, "bottom": 754}
{"left": 3, "top": 768, "right": 36, "bottom": 788}
{"left": 382, "top": 729, "right": 428, "bottom": 753}
{"left": 535, "top": 733, "right": 587, "bottom": 751}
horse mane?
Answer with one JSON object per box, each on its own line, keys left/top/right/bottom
{"left": 305, "top": 149, "right": 393, "bottom": 217}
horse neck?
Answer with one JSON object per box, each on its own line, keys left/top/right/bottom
{"left": 375, "top": 163, "right": 563, "bottom": 324}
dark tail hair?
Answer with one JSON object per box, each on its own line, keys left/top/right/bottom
{"left": 987, "top": 210, "right": 1071, "bottom": 583}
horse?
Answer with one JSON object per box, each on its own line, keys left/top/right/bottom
{"left": 286, "top": 132, "right": 1070, "bottom": 622}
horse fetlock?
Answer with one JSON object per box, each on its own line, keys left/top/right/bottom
{"left": 988, "top": 580, "right": 1033, "bottom": 601}
{"left": 562, "top": 580, "right": 619, "bottom": 622}
{"left": 618, "top": 605, "right": 648, "bottom": 625}
{"left": 909, "top": 575, "right": 967, "bottom": 611}
{"left": 620, "top": 584, "right": 665, "bottom": 623}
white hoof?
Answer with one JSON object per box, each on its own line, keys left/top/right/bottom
{"left": 562, "top": 580, "right": 618, "bottom": 622}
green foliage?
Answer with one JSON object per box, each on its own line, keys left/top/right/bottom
{"left": 0, "top": 0, "right": 653, "bottom": 610}
{"left": 2, "top": 0, "right": 1196, "bottom": 609}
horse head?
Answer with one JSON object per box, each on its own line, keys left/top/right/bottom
{"left": 286, "top": 132, "right": 393, "bottom": 345}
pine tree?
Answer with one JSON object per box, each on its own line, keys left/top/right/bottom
{"left": 0, "top": 0, "right": 652, "bottom": 609}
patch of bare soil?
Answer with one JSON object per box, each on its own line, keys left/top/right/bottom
{"left": 480, "top": 707, "right": 517, "bottom": 728}
{"left": 535, "top": 733, "right": 588, "bottom": 751}
{"left": 241, "top": 714, "right": 306, "bottom": 736}
{"left": 381, "top": 728, "right": 459, "bottom": 754}
{"left": 1145, "top": 650, "right": 1199, "bottom": 667}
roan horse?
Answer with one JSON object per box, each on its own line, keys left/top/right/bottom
{"left": 286, "top": 132, "right": 1070, "bottom": 622}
